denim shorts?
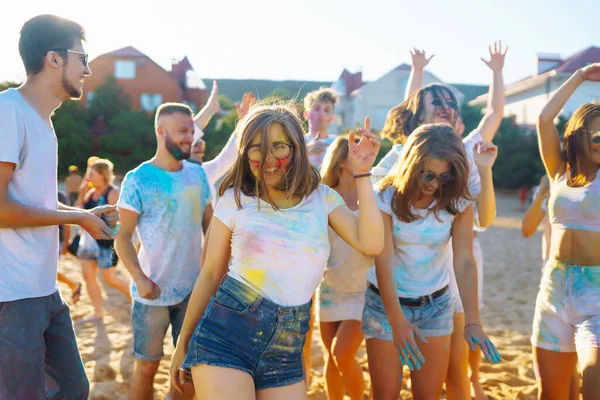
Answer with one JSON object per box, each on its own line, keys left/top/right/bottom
{"left": 362, "top": 284, "right": 454, "bottom": 341}
{"left": 79, "top": 245, "right": 118, "bottom": 269}
{"left": 132, "top": 295, "right": 190, "bottom": 362}
{"left": 532, "top": 260, "right": 600, "bottom": 353}
{"left": 181, "top": 276, "right": 311, "bottom": 391}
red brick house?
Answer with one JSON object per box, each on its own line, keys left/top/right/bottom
{"left": 82, "top": 46, "right": 209, "bottom": 112}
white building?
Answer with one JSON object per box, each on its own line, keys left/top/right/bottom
{"left": 331, "top": 64, "right": 464, "bottom": 132}
{"left": 470, "top": 46, "right": 600, "bottom": 127}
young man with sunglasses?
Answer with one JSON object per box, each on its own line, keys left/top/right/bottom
{"left": 0, "top": 14, "right": 119, "bottom": 399}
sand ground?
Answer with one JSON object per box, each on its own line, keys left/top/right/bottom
{"left": 57, "top": 192, "right": 549, "bottom": 399}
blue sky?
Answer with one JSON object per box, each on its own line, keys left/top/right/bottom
{"left": 1, "top": 0, "right": 597, "bottom": 86}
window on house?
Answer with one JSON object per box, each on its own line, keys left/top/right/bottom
{"left": 115, "top": 60, "right": 136, "bottom": 79}
{"left": 140, "top": 94, "right": 163, "bottom": 111}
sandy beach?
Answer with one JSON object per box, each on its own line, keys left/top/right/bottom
{"left": 57, "top": 192, "right": 547, "bottom": 399}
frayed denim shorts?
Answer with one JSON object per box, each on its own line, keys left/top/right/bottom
{"left": 180, "top": 276, "right": 311, "bottom": 390}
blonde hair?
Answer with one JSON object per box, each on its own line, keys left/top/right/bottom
{"left": 320, "top": 136, "right": 349, "bottom": 188}
{"left": 219, "top": 101, "right": 320, "bottom": 209}
{"left": 91, "top": 159, "right": 115, "bottom": 184}
{"left": 378, "top": 124, "right": 471, "bottom": 222}
{"left": 303, "top": 87, "right": 339, "bottom": 112}
{"left": 562, "top": 103, "right": 600, "bottom": 187}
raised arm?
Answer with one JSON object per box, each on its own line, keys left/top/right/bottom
{"left": 521, "top": 176, "right": 550, "bottom": 237}
{"left": 477, "top": 41, "right": 507, "bottom": 142}
{"left": 404, "top": 48, "right": 434, "bottom": 99}
{"left": 473, "top": 141, "right": 498, "bottom": 228}
{"left": 537, "top": 64, "right": 600, "bottom": 179}
{"left": 328, "top": 117, "right": 384, "bottom": 256}
{"left": 170, "top": 216, "right": 232, "bottom": 393}
{"left": 193, "top": 80, "right": 220, "bottom": 130}
{"left": 452, "top": 204, "right": 501, "bottom": 363}
{"left": 202, "top": 130, "right": 239, "bottom": 185}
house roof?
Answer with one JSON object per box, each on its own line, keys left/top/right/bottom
{"left": 338, "top": 69, "right": 365, "bottom": 95}
{"left": 471, "top": 46, "right": 600, "bottom": 105}
{"left": 394, "top": 63, "right": 411, "bottom": 71}
{"left": 171, "top": 56, "right": 193, "bottom": 82}
{"left": 103, "top": 46, "right": 147, "bottom": 58}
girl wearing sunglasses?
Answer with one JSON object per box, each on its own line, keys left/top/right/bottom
{"left": 531, "top": 63, "right": 600, "bottom": 399}
{"left": 364, "top": 123, "right": 500, "bottom": 399}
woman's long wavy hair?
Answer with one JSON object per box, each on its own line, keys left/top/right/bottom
{"left": 378, "top": 124, "right": 471, "bottom": 222}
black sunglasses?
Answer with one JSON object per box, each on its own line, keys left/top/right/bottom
{"left": 420, "top": 171, "right": 454, "bottom": 185}
{"left": 591, "top": 131, "right": 600, "bottom": 145}
{"left": 50, "top": 48, "right": 88, "bottom": 67}
{"left": 432, "top": 98, "right": 457, "bottom": 108}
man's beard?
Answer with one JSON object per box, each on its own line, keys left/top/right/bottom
{"left": 165, "top": 133, "right": 191, "bottom": 160}
{"left": 61, "top": 67, "right": 82, "bottom": 99}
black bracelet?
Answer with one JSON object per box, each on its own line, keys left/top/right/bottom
{"left": 353, "top": 172, "right": 372, "bottom": 179}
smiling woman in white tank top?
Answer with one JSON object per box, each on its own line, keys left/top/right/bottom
{"left": 531, "top": 63, "right": 600, "bottom": 400}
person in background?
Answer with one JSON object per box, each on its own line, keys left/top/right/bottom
{"left": 65, "top": 165, "right": 82, "bottom": 205}
{"left": 57, "top": 189, "right": 82, "bottom": 304}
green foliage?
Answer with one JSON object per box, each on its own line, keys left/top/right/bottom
{"left": 202, "top": 110, "right": 239, "bottom": 161}
{"left": 98, "top": 111, "right": 156, "bottom": 172}
{"left": 0, "top": 81, "right": 20, "bottom": 91}
{"left": 88, "top": 76, "right": 131, "bottom": 127}
{"left": 52, "top": 100, "right": 94, "bottom": 174}
{"left": 460, "top": 104, "right": 545, "bottom": 189}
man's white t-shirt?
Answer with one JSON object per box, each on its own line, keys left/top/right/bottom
{"left": 0, "top": 89, "right": 59, "bottom": 302}
{"left": 215, "top": 184, "right": 345, "bottom": 306}
{"left": 118, "top": 161, "right": 213, "bottom": 306}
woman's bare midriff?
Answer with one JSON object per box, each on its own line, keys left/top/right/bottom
{"left": 550, "top": 228, "right": 600, "bottom": 266}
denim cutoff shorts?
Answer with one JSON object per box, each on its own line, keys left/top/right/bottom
{"left": 180, "top": 276, "right": 312, "bottom": 390}
{"left": 362, "top": 283, "right": 454, "bottom": 341}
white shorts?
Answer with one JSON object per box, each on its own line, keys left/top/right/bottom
{"left": 317, "top": 287, "right": 366, "bottom": 322}
{"left": 449, "top": 235, "right": 484, "bottom": 313}
{"left": 531, "top": 260, "right": 600, "bottom": 353}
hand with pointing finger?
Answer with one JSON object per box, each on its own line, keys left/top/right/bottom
{"left": 347, "top": 116, "right": 381, "bottom": 175}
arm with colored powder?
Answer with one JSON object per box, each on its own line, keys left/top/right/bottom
{"left": 452, "top": 204, "right": 501, "bottom": 363}
{"left": 376, "top": 212, "right": 428, "bottom": 371}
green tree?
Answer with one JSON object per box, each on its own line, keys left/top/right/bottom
{"left": 52, "top": 100, "right": 94, "bottom": 175}
{"left": 0, "top": 81, "right": 20, "bottom": 91}
{"left": 88, "top": 76, "right": 131, "bottom": 127}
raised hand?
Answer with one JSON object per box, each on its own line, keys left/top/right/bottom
{"left": 481, "top": 41, "right": 508, "bottom": 72}
{"left": 473, "top": 141, "right": 498, "bottom": 169}
{"left": 236, "top": 92, "right": 256, "bottom": 118}
{"left": 581, "top": 63, "right": 600, "bottom": 81}
{"left": 206, "top": 80, "right": 220, "bottom": 114}
{"left": 410, "top": 47, "right": 434, "bottom": 70}
{"left": 347, "top": 117, "right": 381, "bottom": 175}
{"left": 464, "top": 324, "right": 501, "bottom": 364}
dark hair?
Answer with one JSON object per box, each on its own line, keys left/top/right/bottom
{"left": 19, "top": 14, "right": 86, "bottom": 75}
{"left": 155, "top": 103, "right": 193, "bottom": 125}
{"left": 381, "top": 84, "right": 458, "bottom": 145}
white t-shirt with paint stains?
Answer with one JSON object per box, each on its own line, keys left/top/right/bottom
{"left": 367, "top": 186, "right": 470, "bottom": 297}
{"left": 215, "top": 184, "right": 345, "bottom": 306}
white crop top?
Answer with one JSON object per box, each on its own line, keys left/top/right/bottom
{"left": 549, "top": 172, "right": 600, "bottom": 232}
